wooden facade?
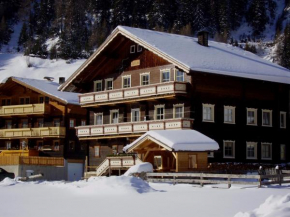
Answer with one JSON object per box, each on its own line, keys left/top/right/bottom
{"left": 0, "top": 78, "right": 87, "bottom": 161}
{"left": 60, "top": 29, "right": 290, "bottom": 168}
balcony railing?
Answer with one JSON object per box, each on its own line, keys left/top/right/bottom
{"left": 0, "top": 127, "right": 66, "bottom": 139}
{"left": 79, "top": 81, "right": 188, "bottom": 106}
{"left": 76, "top": 118, "right": 193, "bottom": 138}
{"left": 0, "top": 103, "right": 50, "bottom": 116}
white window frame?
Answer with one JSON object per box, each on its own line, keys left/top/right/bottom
{"left": 94, "top": 80, "right": 102, "bottom": 92}
{"left": 261, "top": 143, "right": 272, "bottom": 160}
{"left": 105, "top": 78, "right": 113, "bottom": 90}
{"left": 94, "top": 113, "right": 103, "bottom": 125}
{"left": 247, "top": 108, "right": 257, "bottom": 126}
{"left": 110, "top": 109, "right": 119, "bottom": 124}
{"left": 223, "top": 140, "right": 235, "bottom": 159}
{"left": 160, "top": 69, "right": 171, "bottom": 83}
{"left": 131, "top": 108, "right": 140, "bottom": 122}
{"left": 130, "top": 45, "right": 135, "bottom": 53}
{"left": 202, "top": 104, "right": 215, "bottom": 122}
{"left": 208, "top": 152, "right": 214, "bottom": 158}
{"left": 280, "top": 111, "right": 286, "bottom": 129}
{"left": 173, "top": 104, "right": 184, "bottom": 118}
{"left": 224, "top": 106, "right": 235, "bottom": 124}
{"left": 154, "top": 104, "right": 165, "bottom": 120}
{"left": 246, "top": 142, "right": 257, "bottom": 160}
{"left": 262, "top": 109, "right": 272, "bottom": 127}
{"left": 122, "top": 75, "right": 131, "bottom": 88}
{"left": 174, "top": 69, "right": 185, "bottom": 82}
{"left": 280, "top": 144, "right": 286, "bottom": 160}
{"left": 140, "top": 72, "right": 150, "bottom": 86}
{"left": 137, "top": 44, "right": 142, "bottom": 52}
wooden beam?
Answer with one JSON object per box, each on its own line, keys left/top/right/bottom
{"left": 78, "top": 134, "right": 142, "bottom": 140}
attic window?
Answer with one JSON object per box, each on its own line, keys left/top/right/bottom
{"left": 137, "top": 45, "right": 142, "bottom": 52}
{"left": 130, "top": 45, "right": 136, "bottom": 53}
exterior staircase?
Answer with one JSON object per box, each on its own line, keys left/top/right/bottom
{"left": 84, "top": 155, "right": 143, "bottom": 178}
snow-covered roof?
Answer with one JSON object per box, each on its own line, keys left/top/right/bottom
{"left": 119, "top": 26, "right": 290, "bottom": 84}
{"left": 124, "top": 130, "right": 219, "bottom": 152}
{"left": 60, "top": 26, "right": 290, "bottom": 90}
{"left": 1, "top": 77, "right": 79, "bottom": 105}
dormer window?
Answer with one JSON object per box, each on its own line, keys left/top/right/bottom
{"left": 161, "top": 69, "right": 170, "bottom": 82}
{"left": 175, "top": 69, "right": 184, "bottom": 82}
{"left": 105, "top": 78, "right": 113, "bottom": 90}
{"left": 130, "top": 45, "right": 135, "bottom": 53}
{"left": 94, "top": 80, "right": 102, "bottom": 92}
{"left": 137, "top": 45, "right": 142, "bottom": 52}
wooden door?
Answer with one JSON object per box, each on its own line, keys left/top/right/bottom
{"left": 188, "top": 155, "right": 197, "bottom": 169}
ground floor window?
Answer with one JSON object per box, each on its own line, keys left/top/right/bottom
{"left": 94, "top": 146, "right": 100, "bottom": 157}
{"left": 154, "top": 156, "right": 162, "bottom": 169}
{"left": 53, "top": 140, "right": 60, "bottom": 151}
{"left": 261, "top": 143, "right": 272, "bottom": 160}
{"left": 246, "top": 142, "right": 257, "bottom": 159}
{"left": 5, "top": 141, "right": 11, "bottom": 150}
{"left": 223, "top": 140, "right": 235, "bottom": 158}
{"left": 208, "top": 152, "right": 214, "bottom": 158}
{"left": 281, "top": 144, "right": 286, "bottom": 160}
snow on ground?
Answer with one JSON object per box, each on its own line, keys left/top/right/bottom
{"left": 0, "top": 53, "right": 85, "bottom": 82}
{"left": 0, "top": 177, "right": 289, "bottom": 217}
{"left": 123, "top": 162, "right": 153, "bottom": 176}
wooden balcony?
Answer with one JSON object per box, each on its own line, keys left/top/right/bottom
{"left": 79, "top": 81, "right": 188, "bottom": 107}
{"left": 76, "top": 118, "right": 193, "bottom": 139}
{"left": 0, "top": 156, "right": 64, "bottom": 166}
{"left": 0, "top": 127, "right": 66, "bottom": 139}
{"left": 0, "top": 103, "right": 50, "bottom": 116}
{"left": 0, "top": 150, "right": 39, "bottom": 157}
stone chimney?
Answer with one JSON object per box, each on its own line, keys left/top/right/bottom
{"left": 197, "top": 29, "right": 209, "bottom": 47}
{"left": 59, "top": 77, "right": 65, "bottom": 85}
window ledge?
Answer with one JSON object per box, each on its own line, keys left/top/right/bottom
{"left": 203, "top": 120, "right": 215, "bottom": 123}
{"left": 224, "top": 122, "right": 236, "bottom": 124}
{"left": 262, "top": 125, "right": 272, "bottom": 127}
{"left": 223, "top": 156, "right": 235, "bottom": 159}
{"left": 247, "top": 123, "right": 257, "bottom": 126}
{"left": 246, "top": 157, "right": 257, "bottom": 160}
{"left": 261, "top": 158, "right": 272, "bottom": 160}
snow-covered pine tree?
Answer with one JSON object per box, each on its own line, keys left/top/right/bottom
{"left": 280, "top": 23, "right": 290, "bottom": 69}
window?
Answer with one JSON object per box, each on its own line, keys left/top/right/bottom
{"left": 137, "top": 45, "right": 142, "bottom": 52}
{"left": 53, "top": 140, "right": 60, "bottom": 151}
{"left": 21, "top": 119, "right": 28, "bottom": 128}
{"left": 208, "top": 152, "right": 214, "bottom": 158}
{"left": 188, "top": 155, "right": 197, "bottom": 169}
{"left": 20, "top": 139, "right": 27, "bottom": 150}
{"left": 175, "top": 69, "right": 184, "bottom": 82}
{"left": 69, "top": 119, "right": 76, "bottom": 128}
{"left": 223, "top": 141, "right": 235, "bottom": 158}
{"left": 122, "top": 75, "right": 131, "bottom": 88}
{"left": 94, "top": 80, "right": 102, "bottom": 92}
{"left": 262, "top": 110, "right": 272, "bottom": 127}
{"left": 224, "top": 106, "right": 235, "bottom": 124}
{"left": 37, "top": 141, "right": 43, "bottom": 151}
{"left": 69, "top": 141, "right": 75, "bottom": 151}
{"left": 155, "top": 105, "right": 165, "bottom": 120}
{"left": 130, "top": 45, "right": 135, "bottom": 53}
{"left": 280, "top": 112, "right": 286, "bottom": 128}
{"left": 247, "top": 108, "right": 257, "bottom": 125}
{"left": 94, "top": 146, "right": 100, "bottom": 157}
{"left": 202, "top": 104, "right": 215, "bottom": 122}
{"left": 105, "top": 78, "right": 113, "bottom": 90}
{"left": 112, "top": 145, "right": 118, "bottom": 155}
{"left": 37, "top": 118, "right": 44, "bottom": 127}
{"left": 246, "top": 142, "right": 257, "bottom": 159}
{"left": 1, "top": 98, "right": 11, "bottom": 106}
{"left": 154, "top": 156, "right": 162, "bottom": 169}
{"left": 110, "top": 110, "right": 119, "bottom": 124}
{"left": 173, "top": 104, "right": 184, "bottom": 118}
{"left": 5, "top": 141, "right": 11, "bottom": 150}
{"left": 281, "top": 144, "right": 286, "bottom": 160}
{"left": 39, "top": 96, "right": 44, "bottom": 103}
{"left": 94, "top": 113, "right": 103, "bottom": 125}
{"left": 45, "top": 97, "right": 49, "bottom": 103}
{"left": 161, "top": 69, "right": 170, "bottom": 82}
{"left": 261, "top": 143, "right": 272, "bottom": 160}
{"left": 81, "top": 120, "right": 86, "bottom": 126}
{"left": 54, "top": 118, "right": 60, "bottom": 127}
{"left": 5, "top": 120, "right": 12, "bottom": 129}
{"left": 19, "top": 97, "right": 30, "bottom": 105}
{"left": 131, "top": 108, "right": 140, "bottom": 122}
{"left": 140, "top": 73, "right": 150, "bottom": 86}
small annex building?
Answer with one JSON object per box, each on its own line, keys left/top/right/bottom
{"left": 124, "top": 130, "right": 219, "bottom": 172}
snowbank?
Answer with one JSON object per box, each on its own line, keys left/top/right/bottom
{"left": 235, "top": 194, "right": 290, "bottom": 217}
{"left": 0, "top": 178, "right": 17, "bottom": 186}
{"left": 123, "top": 163, "right": 153, "bottom": 176}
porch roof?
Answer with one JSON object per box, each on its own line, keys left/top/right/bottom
{"left": 124, "top": 130, "right": 219, "bottom": 152}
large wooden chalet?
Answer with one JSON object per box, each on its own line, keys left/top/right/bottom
{"left": 0, "top": 77, "right": 87, "bottom": 180}
{"left": 59, "top": 26, "right": 290, "bottom": 172}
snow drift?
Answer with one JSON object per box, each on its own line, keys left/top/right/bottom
{"left": 235, "top": 194, "right": 290, "bottom": 217}
{"left": 123, "top": 163, "right": 153, "bottom": 176}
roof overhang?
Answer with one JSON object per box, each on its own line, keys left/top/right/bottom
{"left": 59, "top": 26, "right": 191, "bottom": 91}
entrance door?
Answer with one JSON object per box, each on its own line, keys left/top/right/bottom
{"left": 188, "top": 155, "right": 197, "bottom": 169}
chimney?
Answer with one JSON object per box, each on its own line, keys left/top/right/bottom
{"left": 197, "top": 29, "right": 209, "bottom": 47}
{"left": 59, "top": 77, "right": 65, "bottom": 85}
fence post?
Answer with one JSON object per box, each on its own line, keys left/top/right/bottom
{"left": 228, "top": 176, "right": 231, "bottom": 189}
{"left": 258, "top": 175, "right": 262, "bottom": 188}
{"left": 276, "top": 166, "right": 281, "bottom": 186}
{"left": 200, "top": 173, "right": 204, "bottom": 187}
{"left": 173, "top": 176, "right": 176, "bottom": 185}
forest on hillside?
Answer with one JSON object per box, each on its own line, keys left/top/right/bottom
{"left": 1, "top": 0, "right": 290, "bottom": 68}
